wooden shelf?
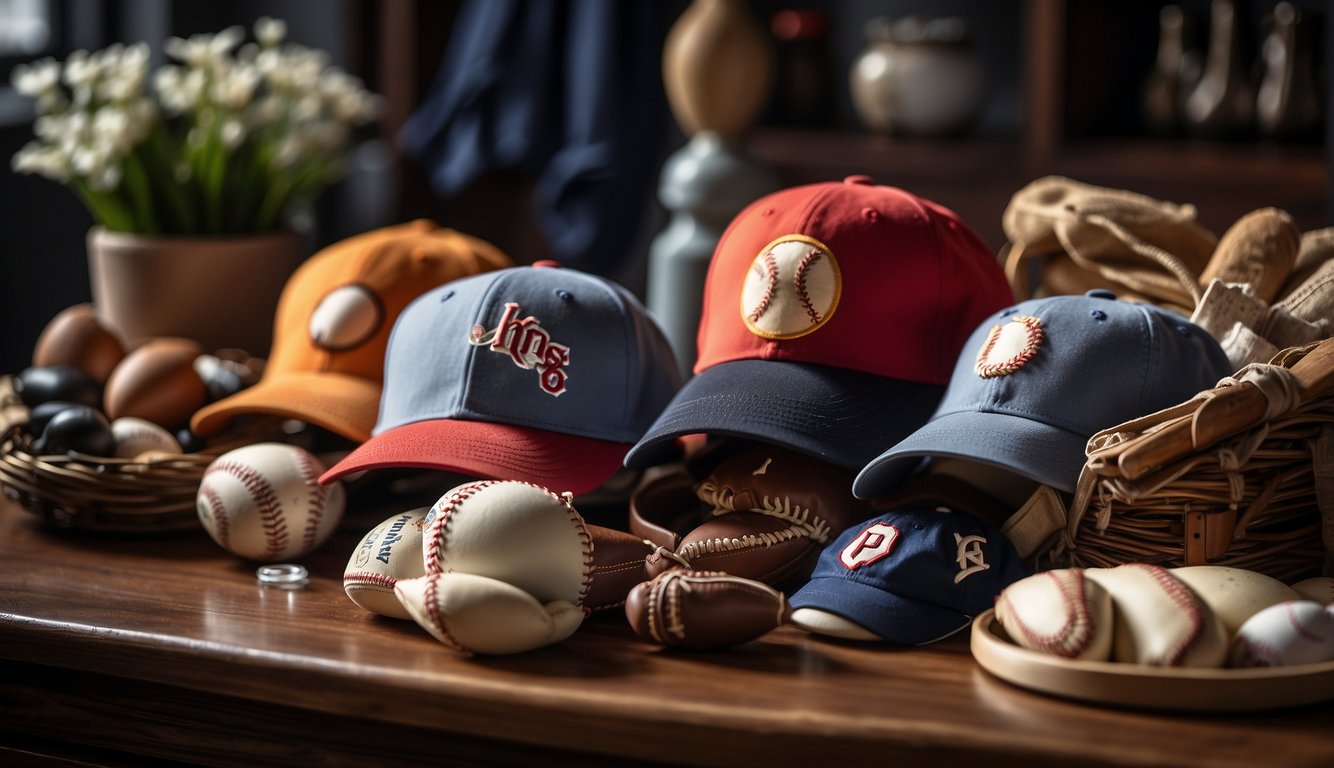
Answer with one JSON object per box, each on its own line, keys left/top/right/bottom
{"left": 749, "top": 127, "right": 1328, "bottom": 250}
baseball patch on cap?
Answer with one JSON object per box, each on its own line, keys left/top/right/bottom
{"left": 308, "top": 284, "right": 385, "bottom": 351}
{"left": 974, "top": 315, "right": 1043, "bottom": 378}
{"left": 469, "top": 301, "right": 571, "bottom": 396}
{"left": 740, "top": 235, "right": 841, "bottom": 340}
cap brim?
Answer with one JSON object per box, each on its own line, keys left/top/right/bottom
{"left": 853, "top": 410, "right": 1089, "bottom": 497}
{"left": 318, "top": 418, "right": 631, "bottom": 496}
{"left": 190, "top": 371, "right": 380, "bottom": 443}
{"left": 623, "top": 360, "right": 942, "bottom": 472}
{"left": 788, "top": 577, "right": 972, "bottom": 645}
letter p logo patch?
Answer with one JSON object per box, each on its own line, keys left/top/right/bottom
{"left": 839, "top": 522, "right": 899, "bottom": 570}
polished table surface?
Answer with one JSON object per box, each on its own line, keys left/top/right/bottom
{"left": 0, "top": 497, "right": 1331, "bottom": 768}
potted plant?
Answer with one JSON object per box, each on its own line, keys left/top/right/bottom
{"left": 9, "top": 18, "right": 379, "bottom": 355}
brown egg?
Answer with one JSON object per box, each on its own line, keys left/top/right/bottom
{"left": 104, "top": 338, "right": 208, "bottom": 430}
{"left": 32, "top": 304, "right": 126, "bottom": 383}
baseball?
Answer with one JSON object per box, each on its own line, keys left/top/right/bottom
{"left": 740, "top": 236, "right": 840, "bottom": 339}
{"left": 1229, "top": 600, "right": 1334, "bottom": 668}
{"left": 994, "top": 569, "right": 1114, "bottom": 661}
{"left": 1289, "top": 576, "right": 1334, "bottom": 606}
{"left": 197, "top": 443, "right": 346, "bottom": 561}
{"left": 1170, "top": 565, "right": 1301, "bottom": 636}
{"left": 395, "top": 572, "right": 584, "bottom": 655}
{"left": 422, "top": 480, "right": 593, "bottom": 606}
{"left": 1084, "top": 564, "right": 1229, "bottom": 668}
{"left": 343, "top": 507, "right": 428, "bottom": 619}
{"left": 111, "top": 416, "right": 182, "bottom": 459}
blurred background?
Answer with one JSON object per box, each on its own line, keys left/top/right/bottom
{"left": 1, "top": 0, "right": 1329, "bottom": 373}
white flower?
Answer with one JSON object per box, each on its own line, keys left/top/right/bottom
{"left": 165, "top": 26, "right": 244, "bottom": 69}
{"left": 92, "top": 107, "right": 135, "bottom": 153}
{"left": 11, "top": 141, "right": 72, "bottom": 182}
{"left": 293, "top": 93, "right": 322, "bottom": 122}
{"left": 156, "top": 66, "right": 206, "bottom": 113}
{"left": 63, "top": 50, "right": 97, "bottom": 90}
{"left": 255, "top": 17, "right": 286, "bottom": 48}
{"left": 210, "top": 64, "right": 259, "bottom": 110}
{"left": 219, "top": 118, "right": 246, "bottom": 148}
{"left": 12, "top": 58, "right": 61, "bottom": 98}
{"left": 97, "top": 42, "right": 150, "bottom": 102}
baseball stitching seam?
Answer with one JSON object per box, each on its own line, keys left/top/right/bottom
{"left": 975, "top": 315, "right": 1044, "bottom": 378}
{"left": 292, "top": 448, "right": 328, "bottom": 554}
{"left": 1002, "top": 571, "right": 1093, "bottom": 658}
{"left": 424, "top": 575, "right": 466, "bottom": 652}
{"left": 1285, "top": 602, "right": 1326, "bottom": 643}
{"left": 207, "top": 460, "right": 287, "bottom": 559}
{"left": 554, "top": 487, "right": 595, "bottom": 606}
{"left": 344, "top": 571, "right": 399, "bottom": 589}
{"left": 792, "top": 247, "right": 823, "bottom": 325}
{"left": 425, "top": 480, "right": 496, "bottom": 574}
{"left": 748, "top": 251, "right": 779, "bottom": 323}
{"left": 1132, "top": 563, "right": 1204, "bottom": 666}
{"left": 200, "top": 484, "right": 230, "bottom": 549}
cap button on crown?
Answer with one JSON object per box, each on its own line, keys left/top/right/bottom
{"left": 843, "top": 175, "right": 874, "bottom": 186}
{"left": 1084, "top": 289, "right": 1117, "bottom": 300}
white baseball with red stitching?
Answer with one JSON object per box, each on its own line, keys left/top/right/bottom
{"left": 740, "top": 236, "right": 840, "bottom": 339}
{"left": 1229, "top": 600, "right": 1334, "bottom": 667}
{"left": 994, "top": 569, "right": 1114, "bottom": 661}
{"left": 1084, "top": 564, "right": 1229, "bottom": 668}
{"left": 421, "top": 480, "right": 594, "bottom": 607}
{"left": 343, "top": 506, "right": 428, "bottom": 619}
{"left": 197, "top": 443, "right": 346, "bottom": 561}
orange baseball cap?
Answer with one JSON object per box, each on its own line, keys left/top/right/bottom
{"left": 191, "top": 220, "right": 512, "bottom": 441}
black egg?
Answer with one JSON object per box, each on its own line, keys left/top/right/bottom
{"left": 33, "top": 405, "right": 115, "bottom": 457}
{"left": 14, "top": 366, "right": 102, "bottom": 409}
{"left": 25, "top": 400, "right": 83, "bottom": 437}
{"left": 194, "top": 354, "right": 246, "bottom": 402}
{"left": 175, "top": 427, "right": 204, "bottom": 453}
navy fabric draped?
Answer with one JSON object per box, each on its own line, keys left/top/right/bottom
{"left": 401, "top": 0, "right": 669, "bottom": 275}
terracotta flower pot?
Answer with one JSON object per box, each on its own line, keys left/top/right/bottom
{"left": 87, "top": 227, "right": 306, "bottom": 356}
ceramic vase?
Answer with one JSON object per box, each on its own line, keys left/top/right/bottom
{"left": 850, "top": 16, "right": 987, "bottom": 137}
{"left": 87, "top": 228, "right": 306, "bottom": 356}
{"left": 662, "top": 0, "right": 774, "bottom": 138}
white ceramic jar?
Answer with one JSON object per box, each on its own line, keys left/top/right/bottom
{"left": 850, "top": 16, "right": 986, "bottom": 137}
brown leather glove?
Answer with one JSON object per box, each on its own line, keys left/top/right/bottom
{"left": 630, "top": 444, "right": 879, "bottom": 590}
{"left": 625, "top": 570, "right": 790, "bottom": 650}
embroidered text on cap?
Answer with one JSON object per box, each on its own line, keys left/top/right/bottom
{"left": 740, "top": 234, "right": 842, "bottom": 340}
{"left": 469, "top": 302, "right": 571, "bottom": 396}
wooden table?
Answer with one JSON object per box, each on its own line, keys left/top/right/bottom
{"left": 0, "top": 498, "right": 1331, "bottom": 768}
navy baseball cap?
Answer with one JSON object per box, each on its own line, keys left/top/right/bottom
{"left": 789, "top": 506, "right": 1028, "bottom": 645}
{"left": 853, "top": 290, "right": 1232, "bottom": 498}
{"left": 319, "top": 264, "right": 684, "bottom": 495}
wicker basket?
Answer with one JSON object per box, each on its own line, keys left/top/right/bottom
{"left": 0, "top": 376, "right": 281, "bottom": 533}
{"left": 1033, "top": 341, "right": 1334, "bottom": 583}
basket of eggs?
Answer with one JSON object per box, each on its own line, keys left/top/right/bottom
{"left": 0, "top": 304, "right": 278, "bottom": 533}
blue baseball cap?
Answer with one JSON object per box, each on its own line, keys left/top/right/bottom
{"left": 853, "top": 291, "right": 1232, "bottom": 498}
{"left": 788, "top": 506, "right": 1028, "bottom": 644}
{"left": 319, "top": 264, "right": 684, "bottom": 495}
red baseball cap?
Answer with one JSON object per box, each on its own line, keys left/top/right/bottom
{"left": 624, "top": 176, "right": 1013, "bottom": 477}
